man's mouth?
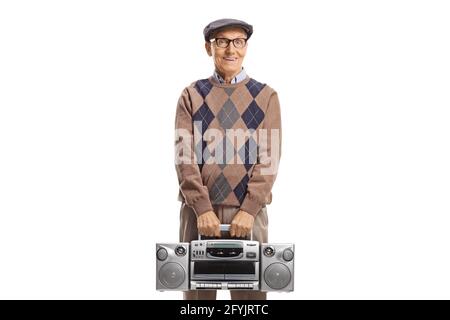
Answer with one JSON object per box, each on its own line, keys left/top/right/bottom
{"left": 223, "top": 57, "right": 237, "bottom": 62}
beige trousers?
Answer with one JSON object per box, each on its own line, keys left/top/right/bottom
{"left": 179, "top": 202, "right": 268, "bottom": 300}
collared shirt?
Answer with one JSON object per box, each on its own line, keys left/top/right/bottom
{"left": 213, "top": 68, "right": 247, "bottom": 84}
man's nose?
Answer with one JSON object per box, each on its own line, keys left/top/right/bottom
{"left": 225, "top": 43, "right": 236, "bottom": 54}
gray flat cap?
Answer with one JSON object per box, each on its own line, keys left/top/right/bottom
{"left": 203, "top": 18, "right": 253, "bottom": 41}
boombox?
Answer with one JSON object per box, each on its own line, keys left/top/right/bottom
{"left": 156, "top": 225, "right": 294, "bottom": 292}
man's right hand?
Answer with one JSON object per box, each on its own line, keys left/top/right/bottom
{"left": 197, "top": 211, "right": 221, "bottom": 237}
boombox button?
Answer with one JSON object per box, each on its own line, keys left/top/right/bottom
{"left": 246, "top": 252, "right": 256, "bottom": 258}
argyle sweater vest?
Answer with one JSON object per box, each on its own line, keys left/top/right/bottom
{"left": 175, "top": 75, "right": 282, "bottom": 217}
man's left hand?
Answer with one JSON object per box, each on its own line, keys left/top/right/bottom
{"left": 230, "top": 210, "right": 255, "bottom": 238}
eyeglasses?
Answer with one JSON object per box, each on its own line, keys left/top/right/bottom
{"left": 210, "top": 37, "right": 248, "bottom": 49}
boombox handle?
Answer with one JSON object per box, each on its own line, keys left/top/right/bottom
{"left": 198, "top": 224, "right": 253, "bottom": 241}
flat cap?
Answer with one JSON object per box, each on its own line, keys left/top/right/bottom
{"left": 203, "top": 18, "right": 253, "bottom": 42}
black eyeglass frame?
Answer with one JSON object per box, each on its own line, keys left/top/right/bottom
{"left": 210, "top": 37, "right": 248, "bottom": 49}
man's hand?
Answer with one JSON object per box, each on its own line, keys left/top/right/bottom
{"left": 197, "top": 211, "right": 221, "bottom": 237}
{"left": 230, "top": 210, "right": 255, "bottom": 238}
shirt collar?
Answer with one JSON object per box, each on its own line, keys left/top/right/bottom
{"left": 213, "top": 68, "right": 247, "bottom": 84}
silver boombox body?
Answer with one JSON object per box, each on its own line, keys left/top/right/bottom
{"left": 190, "top": 239, "right": 260, "bottom": 290}
{"left": 156, "top": 225, "right": 294, "bottom": 292}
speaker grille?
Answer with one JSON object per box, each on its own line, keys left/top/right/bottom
{"left": 159, "top": 262, "right": 185, "bottom": 289}
{"left": 264, "top": 263, "right": 291, "bottom": 290}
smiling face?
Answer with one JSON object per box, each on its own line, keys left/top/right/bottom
{"left": 205, "top": 27, "right": 248, "bottom": 83}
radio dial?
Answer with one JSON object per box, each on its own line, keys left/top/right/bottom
{"left": 283, "top": 248, "right": 294, "bottom": 261}
{"left": 175, "top": 245, "right": 186, "bottom": 256}
{"left": 264, "top": 246, "right": 275, "bottom": 257}
{"left": 156, "top": 248, "right": 168, "bottom": 261}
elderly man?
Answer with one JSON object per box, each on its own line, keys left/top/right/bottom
{"left": 174, "top": 18, "right": 282, "bottom": 300}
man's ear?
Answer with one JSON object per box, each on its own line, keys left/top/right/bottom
{"left": 205, "top": 42, "right": 212, "bottom": 56}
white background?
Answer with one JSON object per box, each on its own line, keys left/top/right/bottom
{"left": 0, "top": 0, "right": 449, "bottom": 299}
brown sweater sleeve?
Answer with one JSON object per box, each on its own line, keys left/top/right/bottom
{"left": 174, "top": 88, "right": 214, "bottom": 216}
{"left": 240, "top": 91, "right": 282, "bottom": 217}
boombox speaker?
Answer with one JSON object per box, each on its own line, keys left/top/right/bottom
{"left": 156, "top": 243, "right": 189, "bottom": 291}
{"left": 260, "top": 243, "right": 295, "bottom": 292}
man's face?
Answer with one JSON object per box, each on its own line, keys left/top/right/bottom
{"left": 205, "top": 27, "right": 248, "bottom": 77}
